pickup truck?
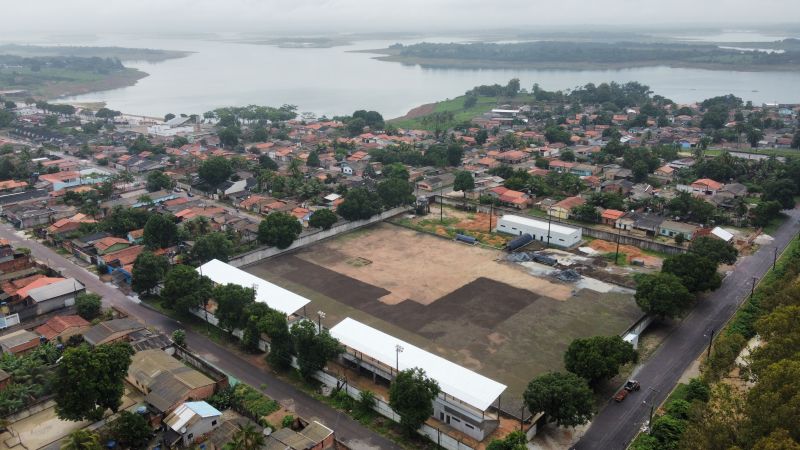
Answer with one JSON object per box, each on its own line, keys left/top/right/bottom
{"left": 614, "top": 380, "right": 641, "bottom": 402}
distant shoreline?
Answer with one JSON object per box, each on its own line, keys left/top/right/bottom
{"left": 359, "top": 48, "right": 800, "bottom": 73}
{"left": 46, "top": 68, "right": 148, "bottom": 100}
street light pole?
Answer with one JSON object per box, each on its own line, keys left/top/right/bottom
{"left": 773, "top": 247, "right": 778, "bottom": 270}
{"left": 707, "top": 328, "right": 715, "bottom": 359}
{"left": 395, "top": 344, "right": 404, "bottom": 373}
{"left": 751, "top": 277, "right": 757, "bottom": 299}
{"left": 546, "top": 208, "right": 552, "bottom": 248}
{"left": 317, "top": 310, "right": 326, "bottom": 333}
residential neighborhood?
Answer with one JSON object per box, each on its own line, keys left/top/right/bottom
{"left": 0, "top": 74, "right": 798, "bottom": 450}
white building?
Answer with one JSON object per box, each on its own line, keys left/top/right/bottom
{"left": 197, "top": 259, "right": 310, "bottom": 317}
{"left": 330, "top": 318, "right": 506, "bottom": 441}
{"left": 164, "top": 401, "right": 222, "bottom": 447}
{"left": 496, "top": 214, "right": 582, "bottom": 248}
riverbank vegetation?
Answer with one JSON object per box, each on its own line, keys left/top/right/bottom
{"left": 371, "top": 40, "right": 800, "bottom": 71}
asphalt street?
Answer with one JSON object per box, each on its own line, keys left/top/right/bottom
{"left": 0, "top": 223, "right": 399, "bottom": 450}
{"left": 575, "top": 206, "right": 800, "bottom": 450}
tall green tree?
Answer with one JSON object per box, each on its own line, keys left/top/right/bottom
{"left": 662, "top": 253, "right": 721, "bottom": 293}
{"left": 213, "top": 284, "right": 255, "bottom": 332}
{"left": 290, "top": 321, "right": 343, "bottom": 379}
{"left": 54, "top": 343, "right": 135, "bottom": 421}
{"left": 142, "top": 214, "right": 178, "bottom": 249}
{"left": 162, "top": 265, "right": 213, "bottom": 316}
{"left": 258, "top": 212, "right": 302, "bottom": 249}
{"left": 146, "top": 170, "right": 173, "bottom": 192}
{"left": 131, "top": 251, "right": 168, "bottom": 296}
{"left": 635, "top": 272, "right": 694, "bottom": 318}
{"left": 453, "top": 170, "right": 475, "bottom": 204}
{"left": 388, "top": 368, "right": 441, "bottom": 434}
{"left": 377, "top": 178, "right": 413, "bottom": 208}
{"left": 308, "top": 209, "right": 337, "bottom": 230}
{"left": 689, "top": 236, "right": 738, "bottom": 265}
{"left": 107, "top": 411, "right": 151, "bottom": 450}
{"left": 190, "top": 232, "right": 233, "bottom": 264}
{"left": 338, "top": 188, "right": 382, "bottom": 221}
{"left": 523, "top": 372, "right": 594, "bottom": 427}
{"left": 75, "top": 292, "right": 102, "bottom": 320}
{"left": 564, "top": 336, "right": 638, "bottom": 385}
{"left": 260, "top": 310, "right": 293, "bottom": 370}
{"left": 199, "top": 156, "right": 233, "bottom": 187}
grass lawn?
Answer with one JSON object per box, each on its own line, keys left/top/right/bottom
{"left": 391, "top": 93, "right": 534, "bottom": 130}
{"left": 763, "top": 213, "right": 788, "bottom": 235}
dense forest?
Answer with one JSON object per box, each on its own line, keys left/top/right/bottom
{"left": 382, "top": 41, "right": 800, "bottom": 68}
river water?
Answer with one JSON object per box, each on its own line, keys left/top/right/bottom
{"left": 19, "top": 33, "right": 800, "bottom": 119}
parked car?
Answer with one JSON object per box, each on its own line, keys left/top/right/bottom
{"left": 614, "top": 380, "right": 641, "bottom": 402}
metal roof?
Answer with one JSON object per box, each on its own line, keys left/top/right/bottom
{"left": 28, "top": 278, "right": 84, "bottom": 303}
{"left": 330, "top": 318, "right": 506, "bottom": 412}
{"left": 499, "top": 214, "right": 580, "bottom": 236}
{"left": 198, "top": 259, "right": 310, "bottom": 316}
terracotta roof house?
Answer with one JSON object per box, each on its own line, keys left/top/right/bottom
{"left": 548, "top": 160, "right": 577, "bottom": 173}
{"left": 549, "top": 196, "right": 586, "bottom": 220}
{"left": 601, "top": 209, "right": 625, "bottom": 226}
{"left": 35, "top": 315, "right": 90, "bottom": 341}
{"left": 0, "top": 330, "right": 40, "bottom": 355}
{"left": 690, "top": 178, "right": 723, "bottom": 195}
{"left": 93, "top": 237, "right": 131, "bottom": 255}
{"left": 83, "top": 318, "right": 145, "bottom": 346}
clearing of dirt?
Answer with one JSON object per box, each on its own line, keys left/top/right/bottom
{"left": 247, "top": 223, "right": 641, "bottom": 409}
{"left": 588, "top": 239, "right": 663, "bottom": 267}
{"left": 394, "top": 102, "right": 436, "bottom": 121}
{"left": 293, "top": 222, "right": 571, "bottom": 304}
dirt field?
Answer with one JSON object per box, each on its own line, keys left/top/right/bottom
{"left": 588, "top": 239, "right": 663, "bottom": 267}
{"left": 247, "top": 223, "right": 640, "bottom": 408}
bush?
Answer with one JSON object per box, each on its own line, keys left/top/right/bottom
{"left": 357, "top": 390, "right": 376, "bottom": 414}
{"left": 281, "top": 414, "right": 294, "bottom": 428}
{"left": 685, "top": 378, "right": 710, "bottom": 403}
{"left": 75, "top": 293, "right": 102, "bottom": 320}
{"left": 665, "top": 399, "right": 691, "bottom": 420}
{"left": 234, "top": 383, "right": 280, "bottom": 420}
{"left": 650, "top": 415, "right": 686, "bottom": 449}
{"left": 171, "top": 329, "right": 186, "bottom": 347}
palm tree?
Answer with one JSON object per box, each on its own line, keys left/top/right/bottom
{"left": 225, "top": 424, "right": 265, "bottom": 450}
{"left": 61, "top": 429, "right": 102, "bottom": 450}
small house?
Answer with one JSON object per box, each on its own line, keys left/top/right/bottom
{"left": 164, "top": 401, "right": 222, "bottom": 447}
{"left": 659, "top": 220, "right": 699, "bottom": 241}
{"left": 0, "top": 330, "right": 40, "bottom": 355}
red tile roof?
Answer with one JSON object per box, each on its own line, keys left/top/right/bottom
{"left": 16, "top": 277, "right": 66, "bottom": 299}
{"left": 35, "top": 315, "right": 90, "bottom": 340}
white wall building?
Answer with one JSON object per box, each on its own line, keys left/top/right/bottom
{"left": 330, "top": 318, "right": 506, "bottom": 441}
{"left": 496, "top": 214, "right": 582, "bottom": 248}
{"left": 164, "top": 401, "right": 222, "bottom": 447}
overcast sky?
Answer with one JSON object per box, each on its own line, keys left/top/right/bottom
{"left": 5, "top": 0, "right": 800, "bottom": 35}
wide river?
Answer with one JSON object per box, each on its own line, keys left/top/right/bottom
{"left": 21, "top": 33, "right": 800, "bottom": 119}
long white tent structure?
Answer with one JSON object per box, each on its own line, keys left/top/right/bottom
{"left": 197, "top": 259, "right": 310, "bottom": 316}
{"left": 330, "top": 317, "right": 507, "bottom": 412}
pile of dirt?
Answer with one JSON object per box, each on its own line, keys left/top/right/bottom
{"left": 588, "top": 239, "right": 662, "bottom": 267}
{"left": 455, "top": 212, "right": 501, "bottom": 233}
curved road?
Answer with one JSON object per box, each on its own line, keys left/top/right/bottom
{"left": 575, "top": 207, "right": 800, "bottom": 450}
{"left": 0, "top": 223, "right": 399, "bottom": 450}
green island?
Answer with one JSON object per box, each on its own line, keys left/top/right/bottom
{"left": 0, "top": 45, "right": 191, "bottom": 99}
{"left": 366, "top": 40, "right": 800, "bottom": 71}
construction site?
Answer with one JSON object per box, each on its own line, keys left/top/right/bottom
{"left": 245, "top": 222, "right": 642, "bottom": 412}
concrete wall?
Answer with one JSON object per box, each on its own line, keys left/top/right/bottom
{"left": 436, "top": 196, "right": 686, "bottom": 255}
{"left": 229, "top": 206, "right": 411, "bottom": 268}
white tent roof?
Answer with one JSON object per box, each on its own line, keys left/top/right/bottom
{"left": 197, "top": 259, "right": 310, "bottom": 316}
{"left": 500, "top": 214, "right": 579, "bottom": 236}
{"left": 711, "top": 227, "right": 734, "bottom": 243}
{"left": 330, "top": 318, "right": 506, "bottom": 412}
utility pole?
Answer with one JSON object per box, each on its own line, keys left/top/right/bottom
{"left": 488, "top": 203, "right": 493, "bottom": 233}
{"left": 615, "top": 226, "right": 622, "bottom": 265}
{"left": 546, "top": 209, "right": 552, "bottom": 248}
{"left": 439, "top": 186, "right": 443, "bottom": 223}
{"left": 751, "top": 276, "right": 757, "bottom": 299}
{"left": 773, "top": 247, "right": 778, "bottom": 270}
{"left": 707, "top": 328, "right": 715, "bottom": 358}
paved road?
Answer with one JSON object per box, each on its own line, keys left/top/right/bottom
{"left": 575, "top": 207, "right": 800, "bottom": 450}
{"left": 0, "top": 224, "right": 398, "bottom": 450}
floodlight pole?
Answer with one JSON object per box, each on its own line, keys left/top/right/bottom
{"left": 395, "top": 344, "right": 403, "bottom": 373}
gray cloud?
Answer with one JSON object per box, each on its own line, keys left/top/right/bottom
{"left": 4, "top": 0, "right": 800, "bottom": 34}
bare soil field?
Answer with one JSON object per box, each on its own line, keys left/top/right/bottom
{"left": 247, "top": 223, "right": 640, "bottom": 407}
